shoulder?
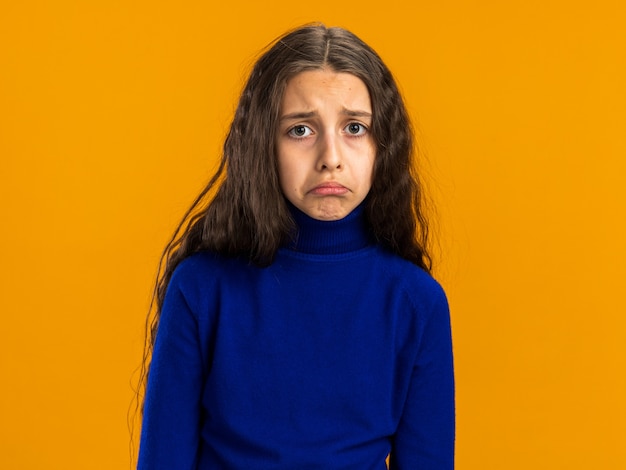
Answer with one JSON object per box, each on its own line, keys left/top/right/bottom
{"left": 170, "top": 251, "right": 251, "bottom": 284}
{"left": 375, "top": 251, "right": 452, "bottom": 362}
{"left": 166, "top": 251, "right": 249, "bottom": 308}
{"left": 168, "top": 251, "right": 219, "bottom": 287}
{"left": 375, "top": 248, "right": 449, "bottom": 314}
{"left": 161, "top": 251, "right": 257, "bottom": 324}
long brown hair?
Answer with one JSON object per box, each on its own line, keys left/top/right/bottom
{"left": 135, "top": 23, "right": 433, "bottom": 425}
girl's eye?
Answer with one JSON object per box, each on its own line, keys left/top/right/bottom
{"left": 288, "top": 125, "right": 313, "bottom": 138}
{"left": 345, "top": 122, "right": 367, "bottom": 136}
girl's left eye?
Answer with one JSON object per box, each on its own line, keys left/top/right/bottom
{"left": 345, "top": 122, "right": 367, "bottom": 136}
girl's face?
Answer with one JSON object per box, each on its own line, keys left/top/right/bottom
{"left": 276, "top": 69, "right": 375, "bottom": 221}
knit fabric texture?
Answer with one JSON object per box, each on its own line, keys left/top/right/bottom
{"left": 138, "top": 205, "right": 455, "bottom": 469}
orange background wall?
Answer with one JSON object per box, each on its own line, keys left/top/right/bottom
{"left": 1, "top": 1, "right": 624, "bottom": 468}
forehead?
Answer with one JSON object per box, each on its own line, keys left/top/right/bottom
{"left": 280, "top": 69, "right": 371, "bottom": 113}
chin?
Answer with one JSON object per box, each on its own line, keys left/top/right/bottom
{"left": 309, "top": 205, "right": 349, "bottom": 221}
{"left": 293, "top": 198, "right": 353, "bottom": 221}
{"left": 313, "top": 213, "right": 344, "bottom": 221}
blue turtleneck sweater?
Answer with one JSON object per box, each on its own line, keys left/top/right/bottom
{"left": 138, "top": 206, "right": 455, "bottom": 469}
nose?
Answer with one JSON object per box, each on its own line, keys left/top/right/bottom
{"left": 317, "top": 132, "right": 342, "bottom": 171}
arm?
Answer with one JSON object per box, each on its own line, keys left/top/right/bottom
{"left": 137, "top": 269, "right": 205, "bottom": 469}
{"left": 390, "top": 289, "right": 455, "bottom": 469}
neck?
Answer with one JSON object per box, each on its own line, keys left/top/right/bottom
{"left": 285, "top": 202, "right": 373, "bottom": 255}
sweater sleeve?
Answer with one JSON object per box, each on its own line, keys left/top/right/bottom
{"left": 137, "top": 266, "right": 205, "bottom": 469}
{"left": 390, "top": 285, "right": 455, "bottom": 470}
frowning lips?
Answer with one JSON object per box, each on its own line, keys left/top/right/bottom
{"left": 308, "top": 182, "right": 350, "bottom": 196}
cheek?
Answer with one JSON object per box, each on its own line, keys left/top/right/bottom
{"left": 277, "top": 165, "right": 289, "bottom": 192}
{"left": 276, "top": 147, "right": 289, "bottom": 183}
{"left": 276, "top": 158, "right": 298, "bottom": 193}
{"left": 277, "top": 147, "right": 307, "bottom": 184}
{"left": 363, "top": 147, "right": 376, "bottom": 188}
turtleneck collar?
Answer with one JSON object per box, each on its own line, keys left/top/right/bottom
{"left": 285, "top": 202, "right": 373, "bottom": 255}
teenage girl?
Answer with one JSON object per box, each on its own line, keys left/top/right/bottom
{"left": 137, "top": 23, "right": 455, "bottom": 469}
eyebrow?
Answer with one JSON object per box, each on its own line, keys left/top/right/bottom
{"left": 279, "top": 108, "right": 372, "bottom": 122}
{"left": 342, "top": 109, "right": 372, "bottom": 119}
{"left": 279, "top": 111, "right": 317, "bottom": 122}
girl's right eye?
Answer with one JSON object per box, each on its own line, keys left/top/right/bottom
{"left": 288, "top": 125, "right": 313, "bottom": 138}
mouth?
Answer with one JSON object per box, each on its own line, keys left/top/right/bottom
{"left": 308, "top": 182, "right": 349, "bottom": 196}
